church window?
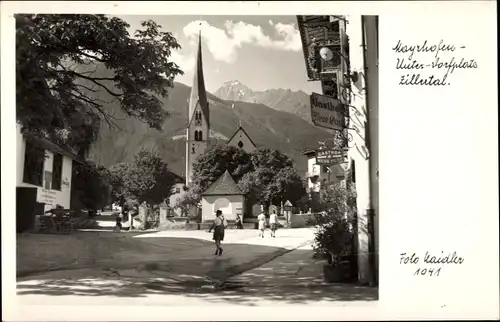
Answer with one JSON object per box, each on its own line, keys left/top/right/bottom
{"left": 195, "top": 130, "right": 203, "bottom": 141}
{"left": 191, "top": 144, "right": 196, "bottom": 154}
{"left": 238, "top": 141, "right": 244, "bottom": 149}
{"left": 195, "top": 111, "right": 202, "bottom": 120}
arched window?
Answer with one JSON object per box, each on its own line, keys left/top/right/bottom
{"left": 194, "top": 131, "right": 203, "bottom": 141}
{"left": 195, "top": 111, "right": 202, "bottom": 120}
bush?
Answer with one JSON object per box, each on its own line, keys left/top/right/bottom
{"left": 313, "top": 182, "right": 357, "bottom": 265}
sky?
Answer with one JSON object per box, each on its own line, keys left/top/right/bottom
{"left": 115, "top": 15, "right": 322, "bottom": 94}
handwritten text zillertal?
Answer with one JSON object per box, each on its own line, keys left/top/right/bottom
{"left": 392, "top": 40, "right": 478, "bottom": 86}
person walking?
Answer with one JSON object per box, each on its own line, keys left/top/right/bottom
{"left": 257, "top": 211, "right": 266, "bottom": 238}
{"left": 235, "top": 214, "right": 243, "bottom": 229}
{"left": 208, "top": 210, "right": 228, "bottom": 256}
{"left": 269, "top": 210, "right": 278, "bottom": 238}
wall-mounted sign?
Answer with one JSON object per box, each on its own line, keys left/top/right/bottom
{"left": 310, "top": 92, "right": 346, "bottom": 131}
{"left": 36, "top": 188, "right": 57, "bottom": 205}
{"left": 316, "top": 149, "right": 346, "bottom": 165}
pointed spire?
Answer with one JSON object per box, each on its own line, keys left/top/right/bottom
{"left": 188, "top": 30, "right": 209, "bottom": 127}
{"left": 238, "top": 120, "right": 242, "bottom": 128}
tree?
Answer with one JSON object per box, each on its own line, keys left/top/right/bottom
{"left": 72, "top": 160, "right": 111, "bottom": 212}
{"left": 16, "top": 14, "right": 184, "bottom": 156}
{"left": 313, "top": 182, "right": 357, "bottom": 264}
{"left": 108, "top": 162, "right": 133, "bottom": 207}
{"left": 190, "top": 145, "right": 253, "bottom": 195}
{"left": 238, "top": 148, "right": 306, "bottom": 211}
{"left": 108, "top": 149, "right": 176, "bottom": 208}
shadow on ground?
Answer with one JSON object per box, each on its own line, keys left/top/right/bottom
{"left": 17, "top": 247, "right": 377, "bottom": 305}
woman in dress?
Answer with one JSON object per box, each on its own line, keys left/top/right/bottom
{"left": 208, "top": 210, "right": 227, "bottom": 255}
{"left": 257, "top": 211, "right": 266, "bottom": 238}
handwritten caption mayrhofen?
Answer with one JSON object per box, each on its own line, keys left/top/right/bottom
{"left": 399, "top": 251, "right": 465, "bottom": 277}
{"left": 392, "top": 40, "right": 478, "bottom": 86}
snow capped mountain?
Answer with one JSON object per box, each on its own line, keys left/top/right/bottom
{"left": 214, "top": 80, "right": 258, "bottom": 103}
{"left": 214, "top": 80, "right": 312, "bottom": 123}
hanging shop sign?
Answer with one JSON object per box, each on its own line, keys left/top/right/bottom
{"left": 310, "top": 92, "right": 346, "bottom": 131}
{"left": 316, "top": 149, "right": 346, "bottom": 165}
{"left": 297, "top": 15, "right": 343, "bottom": 81}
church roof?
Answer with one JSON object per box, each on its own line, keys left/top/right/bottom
{"left": 202, "top": 170, "right": 243, "bottom": 196}
{"left": 227, "top": 123, "right": 257, "bottom": 148}
{"left": 188, "top": 32, "right": 210, "bottom": 128}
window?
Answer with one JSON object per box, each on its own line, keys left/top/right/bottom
{"left": 195, "top": 111, "right": 202, "bottom": 121}
{"left": 52, "top": 153, "right": 63, "bottom": 190}
{"left": 23, "top": 141, "right": 45, "bottom": 186}
{"left": 238, "top": 141, "right": 244, "bottom": 149}
{"left": 194, "top": 130, "right": 203, "bottom": 141}
{"left": 175, "top": 188, "right": 181, "bottom": 194}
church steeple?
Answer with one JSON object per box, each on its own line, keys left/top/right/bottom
{"left": 186, "top": 31, "right": 210, "bottom": 186}
{"left": 188, "top": 31, "right": 209, "bottom": 128}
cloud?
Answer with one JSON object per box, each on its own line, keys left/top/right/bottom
{"left": 183, "top": 20, "right": 301, "bottom": 64}
{"left": 170, "top": 50, "right": 195, "bottom": 73}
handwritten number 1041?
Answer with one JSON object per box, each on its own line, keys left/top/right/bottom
{"left": 414, "top": 268, "right": 441, "bottom": 276}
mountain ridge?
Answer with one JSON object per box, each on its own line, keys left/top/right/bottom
{"left": 78, "top": 63, "right": 329, "bottom": 178}
{"left": 214, "top": 80, "right": 313, "bottom": 124}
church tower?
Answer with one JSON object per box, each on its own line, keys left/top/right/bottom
{"left": 186, "top": 32, "right": 210, "bottom": 186}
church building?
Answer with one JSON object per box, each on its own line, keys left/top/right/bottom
{"left": 185, "top": 32, "right": 210, "bottom": 186}
{"left": 226, "top": 121, "right": 256, "bottom": 154}
{"left": 185, "top": 32, "right": 256, "bottom": 185}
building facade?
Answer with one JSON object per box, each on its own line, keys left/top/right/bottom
{"left": 16, "top": 124, "right": 80, "bottom": 211}
{"left": 201, "top": 170, "right": 245, "bottom": 222}
{"left": 345, "top": 15, "right": 379, "bottom": 285}
{"left": 303, "top": 149, "right": 346, "bottom": 211}
{"left": 297, "top": 15, "right": 379, "bottom": 285}
{"left": 227, "top": 122, "right": 257, "bottom": 154}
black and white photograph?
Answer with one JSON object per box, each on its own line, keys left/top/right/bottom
{"left": 12, "top": 12, "right": 379, "bottom": 306}
{"left": 3, "top": 1, "right": 499, "bottom": 321}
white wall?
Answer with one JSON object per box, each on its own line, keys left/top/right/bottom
{"left": 346, "top": 15, "right": 379, "bottom": 283}
{"left": 16, "top": 124, "right": 26, "bottom": 186}
{"left": 227, "top": 128, "right": 256, "bottom": 153}
{"left": 16, "top": 125, "right": 74, "bottom": 210}
{"left": 168, "top": 182, "right": 187, "bottom": 216}
{"left": 201, "top": 195, "right": 244, "bottom": 222}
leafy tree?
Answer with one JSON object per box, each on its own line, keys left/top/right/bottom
{"left": 16, "top": 14, "right": 183, "bottom": 156}
{"left": 238, "top": 148, "right": 306, "bottom": 211}
{"left": 313, "top": 182, "right": 357, "bottom": 264}
{"left": 108, "top": 149, "right": 176, "bottom": 208}
{"left": 190, "top": 145, "right": 253, "bottom": 195}
{"left": 72, "top": 160, "right": 110, "bottom": 212}
{"left": 108, "top": 162, "right": 133, "bottom": 207}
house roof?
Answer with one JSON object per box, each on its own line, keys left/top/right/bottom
{"left": 27, "top": 135, "right": 86, "bottom": 164}
{"left": 170, "top": 172, "right": 185, "bottom": 183}
{"left": 302, "top": 149, "right": 317, "bottom": 156}
{"left": 202, "top": 170, "right": 243, "bottom": 196}
{"left": 227, "top": 124, "right": 257, "bottom": 148}
{"left": 188, "top": 32, "right": 210, "bottom": 128}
